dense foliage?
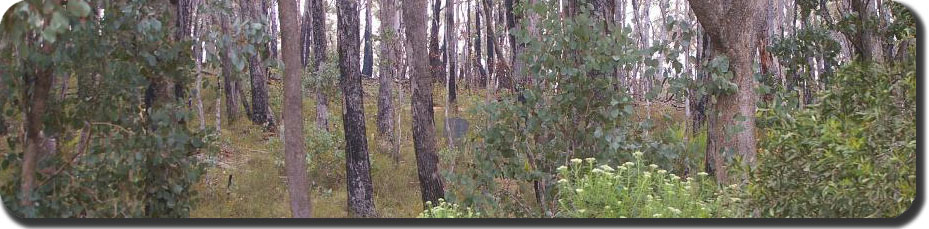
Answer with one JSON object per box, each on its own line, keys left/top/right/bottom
{"left": 0, "top": 0, "right": 213, "bottom": 217}
{"left": 752, "top": 59, "right": 916, "bottom": 218}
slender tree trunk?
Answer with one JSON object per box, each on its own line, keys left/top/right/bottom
{"left": 483, "top": 0, "right": 496, "bottom": 87}
{"left": 278, "top": 0, "right": 313, "bottom": 218}
{"left": 850, "top": 0, "right": 885, "bottom": 64}
{"left": 362, "top": 0, "right": 375, "bottom": 78}
{"left": 20, "top": 66, "right": 53, "bottom": 209}
{"left": 446, "top": 0, "right": 458, "bottom": 110}
{"left": 264, "top": 0, "right": 282, "bottom": 80}
{"left": 474, "top": 1, "right": 487, "bottom": 87}
{"left": 378, "top": 0, "right": 400, "bottom": 162}
{"left": 193, "top": 3, "right": 206, "bottom": 131}
{"left": 221, "top": 14, "right": 241, "bottom": 122}
{"left": 403, "top": 0, "right": 446, "bottom": 206}
{"left": 430, "top": 0, "right": 445, "bottom": 85}
{"left": 687, "top": 0, "right": 763, "bottom": 183}
{"left": 310, "top": 0, "right": 331, "bottom": 132}
{"left": 302, "top": 0, "right": 314, "bottom": 68}
{"left": 245, "top": 0, "right": 274, "bottom": 129}
{"left": 337, "top": 0, "right": 378, "bottom": 217}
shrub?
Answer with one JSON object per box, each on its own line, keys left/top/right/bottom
{"left": 753, "top": 61, "right": 916, "bottom": 218}
{"left": 418, "top": 199, "right": 481, "bottom": 218}
{"left": 555, "top": 153, "right": 745, "bottom": 218}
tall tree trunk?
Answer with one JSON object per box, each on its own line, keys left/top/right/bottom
{"left": 278, "top": 0, "right": 313, "bottom": 218}
{"left": 264, "top": 0, "right": 282, "bottom": 80}
{"left": 377, "top": 0, "right": 400, "bottom": 162}
{"left": 446, "top": 0, "right": 458, "bottom": 110}
{"left": 687, "top": 0, "right": 763, "bottom": 183}
{"left": 483, "top": 0, "right": 496, "bottom": 87}
{"left": 850, "top": 0, "right": 885, "bottom": 64}
{"left": 430, "top": 0, "right": 445, "bottom": 85}
{"left": 362, "top": 0, "right": 375, "bottom": 78}
{"left": 221, "top": 14, "right": 241, "bottom": 122}
{"left": 20, "top": 65, "right": 53, "bottom": 209}
{"left": 474, "top": 1, "right": 487, "bottom": 87}
{"left": 245, "top": 0, "right": 274, "bottom": 129}
{"left": 193, "top": 2, "right": 206, "bottom": 131}
{"left": 337, "top": 0, "right": 378, "bottom": 217}
{"left": 310, "top": 0, "right": 331, "bottom": 132}
{"left": 403, "top": 0, "right": 446, "bottom": 206}
{"left": 302, "top": 0, "right": 314, "bottom": 68}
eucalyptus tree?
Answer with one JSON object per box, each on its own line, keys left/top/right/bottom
{"left": 309, "top": 0, "right": 332, "bottom": 132}
{"left": 403, "top": 0, "right": 447, "bottom": 206}
{"left": 686, "top": 0, "right": 764, "bottom": 182}
{"left": 362, "top": 0, "right": 375, "bottom": 78}
{"left": 377, "top": 0, "right": 401, "bottom": 162}
{"left": 277, "top": 0, "right": 313, "bottom": 218}
{"left": 336, "top": 0, "right": 378, "bottom": 217}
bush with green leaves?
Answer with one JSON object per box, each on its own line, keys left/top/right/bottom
{"left": 1, "top": 0, "right": 213, "bottom": 217}
{"left": 753, "top": 60, "right": 916, "bottom": 218}
{"left": 555, "top": 154, "right": 746, "bottom": 218}
{"left": 444, "top": 2, "right": 707, "bottom": 218}
{"left": 418, "top": 199, "right": 481, "bottom": 218}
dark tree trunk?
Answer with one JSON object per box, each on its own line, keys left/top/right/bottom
{"left": 482, "top": 0, "right": 496, "bottom": 87}
{"left": 243, "top": 0, "right": 274, "bottom": 129}
{"left": 264, "top": 0, "right": 281, "bottom": 81}
{"left": 302, "top": 0, "right": 314, "bottom": 68}
{"left": 20, "top": 65, "right": 53, "bottom": 209}
{"left": 446, "top": 0, "right": 458, "bottom": 108}
{"left": 310, "top": 0, "right": 331, "bottom": 132}
{"left": 221, "top": 14, "right": 241, "bottom": 122}
{"left": 278, "top": 0, "right": 313, "bottom": 218}
{"left": 403, "top": 0, "right": 446, "bottom": 206}
{"left": 361, "top": 0, "right": 375, "bottom": 78}
{"left": 337, "top": 0, "right": 378, "bottom": 217}
{"left": 850, "top": 0, "right": 885, "bottom": 64}
{"left": 377, "top": 0, "right": 399, "bottom": 162}
{"left": 687, "top": 0, "right": 763, "bottom": 183}
{"left": 474, "top": 1, "right": 487, "bottom": 87}
{"left": 430, "top": 0, "right": 446, "bottom": 85}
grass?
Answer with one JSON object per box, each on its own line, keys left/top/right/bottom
{"left": 189, "top": 76, "right": 484, "bottom": 218}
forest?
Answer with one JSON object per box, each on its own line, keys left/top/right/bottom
{"left": 0, "top": 0, "right": 917, "bottom": 218}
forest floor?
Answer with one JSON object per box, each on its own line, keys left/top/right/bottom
{"left": 189, "top": 77, "right": 483, "bottom": 218}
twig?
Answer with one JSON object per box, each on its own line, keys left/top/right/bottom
{"left": 90, "top": 122, "right": 135, "bottom": 135}
{"left": 37, "top": 122, "right": 93, "bottom": 188}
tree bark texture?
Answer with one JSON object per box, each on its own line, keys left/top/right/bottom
{"left": 403, "top": 0, "right": 446, "bottom": 206}
{"left": 687, "top": 0, "right": 763, "bottom": 183}
{"left": 337, "top": 0, "right": 379, "bottom": 217}
{"left": 310, "top": 0, "right": 331, "bottom": 132}
{"left": 378, "top": 0, "right": 400, "bottom": 162}
{"left": 278, "top": 0, "right": 313, "bottom": 218}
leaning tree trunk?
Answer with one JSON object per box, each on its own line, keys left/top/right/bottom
{"left": 377, "top": 0, "right": 400, "bottom": 162}
{"left": 403, "top": 0, "right": 446, "bottom": 206}
{"left": 336, "top": 0, "right": 378, "bottom": 217}
{"left": 687, "top": 0, "right": 763, "bottom": 183}
{"left": 278, "top": 0, "right": 313, "bottom": 218}
{"left": 310, "top": 0, "right": 331, "bottom": 132}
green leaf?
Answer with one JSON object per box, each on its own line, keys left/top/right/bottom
{"left": 67, "top": 0, "right": 92, "bottom": 18}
